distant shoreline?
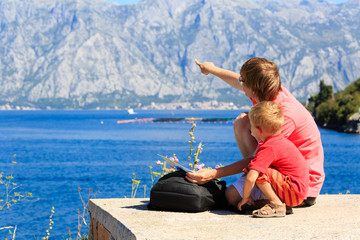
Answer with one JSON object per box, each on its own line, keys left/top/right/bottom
{"left": 0, "top": 101, "right": 251, "bottom": 111}
{"left": 320, "top": 121, "right": 360, "bottom": 134}
{"left": 2, "top": 103, "right": 358, "bottom": 134}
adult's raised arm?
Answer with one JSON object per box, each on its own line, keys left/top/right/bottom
{"left": 195, "top": 59, "right": 243, "bottom": 91}
{"left": 185, "top": 156, "right": 253, "bottom": 184}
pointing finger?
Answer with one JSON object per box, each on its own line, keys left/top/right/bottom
{"left": 195, "top": 59, "right": 201, "bottom": 66}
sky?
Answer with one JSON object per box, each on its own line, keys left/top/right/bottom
{"left": 107, "top": 0, "right": 349, "bottom": 5}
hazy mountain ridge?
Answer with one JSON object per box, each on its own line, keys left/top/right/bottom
{"left": 0, "top": 0, "right": 359, "bottom": 109}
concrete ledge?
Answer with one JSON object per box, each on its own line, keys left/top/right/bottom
{"left": 88, "top": 195, "right": 360, "bottom": 240}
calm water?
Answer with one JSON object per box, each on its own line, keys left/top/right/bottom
{"left": 0, "top": 110, "right": 359, "bottom": 239}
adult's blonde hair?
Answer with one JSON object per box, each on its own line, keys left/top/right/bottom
{"left": 249, "top": 101, "right": 284, "bottom": 133}
{"left": 240, "top": 57, "right": 281, "bottom": 101}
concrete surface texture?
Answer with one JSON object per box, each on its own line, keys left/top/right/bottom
{"left": 88, "top": 195, "right": 360, "bottom": 240}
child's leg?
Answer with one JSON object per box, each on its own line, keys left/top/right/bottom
{"left": 253, "top": 181, "right": 286, "bottom": 217}
{"left": 233, "top": 113, "right": 258, "bottom": 158}
{"left": 257, "top": 168, "right": 304, "bottom": 207}
{"left": 256, "top": 182, "right": 283, "bottom": 206}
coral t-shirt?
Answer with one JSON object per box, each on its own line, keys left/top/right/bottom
{"left": 248, "top": 134, "right": 309, "bottom": 200}
{"left": 251, "top": 87, "right": 325, "bottom": 197}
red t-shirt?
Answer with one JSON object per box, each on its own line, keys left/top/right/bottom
{"left": 250, "top": 87, "right": 325, "bottom": 197}
{"left": 248, "top": 134, "right": 309, "bottom": 200}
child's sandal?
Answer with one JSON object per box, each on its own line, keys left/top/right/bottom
{"left": 252, "top": 203, "right": 286, "bottom": 218}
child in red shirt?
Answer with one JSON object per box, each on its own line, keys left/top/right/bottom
{"left": 237, "top": 101, "right": 309, "bottom": 217}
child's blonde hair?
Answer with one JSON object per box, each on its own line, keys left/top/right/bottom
{"left": 240, "top": 57, "right": 281, "bottom": 101}
{"left": 249, "top": 101, "right": 284, "bottom": 134}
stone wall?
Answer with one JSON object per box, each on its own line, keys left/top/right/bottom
{"left": 88, "top": 196, "right": 360, "bottom": 240}
{"left": 89, "top": 217, "right": 111, "bottom": 240}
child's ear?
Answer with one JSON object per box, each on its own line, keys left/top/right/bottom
{"left": 255, "top": 127, "right": 262, "bottom": 135}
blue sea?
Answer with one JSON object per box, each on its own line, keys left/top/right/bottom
{"left": 1, "top": 110, "right": 359, "bottom": 239}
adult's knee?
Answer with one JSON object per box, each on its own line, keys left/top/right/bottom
{"left": 225, "top": 185, "right": 242, "bottom": 207}
{"left": 233, "top": 112, "right": 249, "bottom": 136}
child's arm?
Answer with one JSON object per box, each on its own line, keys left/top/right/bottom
{"left": 238, "top": 169, "right": 259, "bottom": 211}
{"left": 194, "top": 59, "right": 243, "bottom": 91}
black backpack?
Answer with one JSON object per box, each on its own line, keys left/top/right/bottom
{"left": 148, "top": 170, "right": 227, "bottom": 212}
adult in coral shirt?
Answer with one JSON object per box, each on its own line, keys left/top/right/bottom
{"left": 186, "top": 58, "right": 325, "bottom": 207}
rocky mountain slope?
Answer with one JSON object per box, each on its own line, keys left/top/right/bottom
{"left": 0, "top": 0, "right": 359, "bottom": 109}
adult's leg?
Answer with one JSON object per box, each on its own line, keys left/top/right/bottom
{"left": 297, "top": 197, "right": 317, "bottom": 207}
{"left": 226, "top": 176, "right": 268, "bottom": 210}
{"left": 233, "top": 113, "right": 258, "bottom": 158}
{"left": 225, "top": 185, "right": 242, "bottom": 207}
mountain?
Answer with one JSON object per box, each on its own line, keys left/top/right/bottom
{"left": 0, "top": 0, "right": 359, "bottom": 109}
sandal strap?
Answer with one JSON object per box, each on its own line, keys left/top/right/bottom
{"left": 267, "top": 203, "right": 286, "bottom": 213}
{"left": 253, "top": 203, "right": 286, "bottom": 216}
{"left": 261, "top": 204, "right": 277, "bottom": 215}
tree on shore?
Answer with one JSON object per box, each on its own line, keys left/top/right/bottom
{"left": 307, "top": 78, "right": 360, "bottom": 129}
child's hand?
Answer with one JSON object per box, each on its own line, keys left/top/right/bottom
{"left": 195, "top": 59, "right": 215, "bottom": 75}
{"left": 237, "top": 196, "right": 255, "bottom": 211}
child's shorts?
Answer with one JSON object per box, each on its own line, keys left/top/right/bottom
{"left": 256, "top": 168, "right": 304, "bottom": 207}
{"left": 232, "top": 174, "right": 267, "bottom": 203}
